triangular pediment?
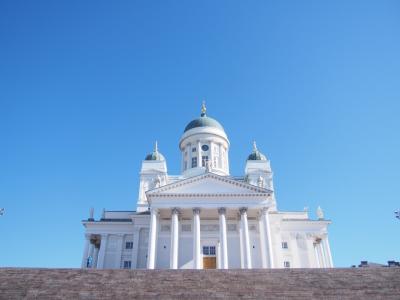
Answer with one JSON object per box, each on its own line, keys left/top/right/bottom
{"left": 146, "top": 172, "right": 272, "bottom": 197}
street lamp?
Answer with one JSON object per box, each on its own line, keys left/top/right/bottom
{"left": 395, "top": 210, "right": 400, "bottom": 220}
{"left": 0, "top": 208, "right": 4, "bottom": 216}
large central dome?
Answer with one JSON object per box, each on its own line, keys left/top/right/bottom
{"left": 183, "top": 102, "right": 225, "bottom": 133}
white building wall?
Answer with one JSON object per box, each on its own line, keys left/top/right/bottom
{"left": 157, "top": 235, "right": 170, "bottom": 269}
{"left": 104, "top": 235, "right": 120, "bottom": 269}
{"left": 137, "top": 228, "right": 149, "bottom": 268}
{"left": 227, "top": 235, "right": 241, "bottom": 268}
{"left": 179, "top": 237, "right": 193, "bottom": 269}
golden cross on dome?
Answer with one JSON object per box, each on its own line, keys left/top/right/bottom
{"left": 201, "top": 100, "right": 206, "bottom": 116}
{"left": 253, "top": 140, "right": 258, "bottom": 151}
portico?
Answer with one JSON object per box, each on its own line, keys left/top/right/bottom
{"left": 146, "top": 204, "right": 274, "bottom": 270}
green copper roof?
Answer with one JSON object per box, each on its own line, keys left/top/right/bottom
{"left": 247, "top": 141, "right": 267, "bottom": 161}
{"left": 145, "top": 141, "right": 165, "bottom": 161}
{"left": 184, "top": 115, "right": 224, "bottom": 133}
{"left": 145, "top": 152, "right": 165, "bottom": 161}
{"left": 184, "top": 102, "right": 225, "bottom": 133}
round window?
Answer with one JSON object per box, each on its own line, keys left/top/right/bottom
{"left": 201, "top": 145, "right": 209, "bottom": 151}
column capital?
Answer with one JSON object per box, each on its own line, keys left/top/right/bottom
{"left": 193, "top": 207, "right": 201, "bottom": 215}
{"left": 261, "top": 207, "right": 270, "bottom": 215}
{"left": 239, "top": 207, "right": 248, "bottom": 215}
{"left": 171, "top": 207, "right": 180, "bottom": 215}
{"left": 218, "top": 207, "right": 227, "bottom": 215}
{"left": 150, "top": 207, "right": 159, "bottom": 215}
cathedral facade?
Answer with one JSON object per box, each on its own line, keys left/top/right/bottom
{"left": 81, "top": 104, "right": 333, "bottom": 270}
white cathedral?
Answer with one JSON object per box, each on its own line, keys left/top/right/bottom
{"left": 81, "top": 104, "right": 333, "bottom": 270}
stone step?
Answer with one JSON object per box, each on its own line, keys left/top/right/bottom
{"left": 0, "top": 268, "right": 399, "bottom": 299}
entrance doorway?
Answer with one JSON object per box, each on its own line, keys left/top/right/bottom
{"left": 202, "top": 246, "right": 216, "bottom": 269}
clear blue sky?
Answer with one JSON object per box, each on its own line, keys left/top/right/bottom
{"left": 1, "top": 1, "right": 399, "bottom": 268}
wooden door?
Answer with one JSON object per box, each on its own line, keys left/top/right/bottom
{"left": 203, "top": 257, "right": 216, "bottom": 269}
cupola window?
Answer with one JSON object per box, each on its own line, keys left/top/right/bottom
{"left": 191, "top": 157, "right": 197, "bottom": 168}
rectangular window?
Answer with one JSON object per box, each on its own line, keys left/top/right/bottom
{"left": 192, "top": 157, "right": 197, "bottom": 168}
{"left": 202, "top": 155, "right": 208, "bottom": 167}
{"left": 282, "top": 242, "right": 288, "bottom": 249}
{"left": 209, "top": 246, "right": 216, "bottom": 255}
{"left": 125, "top": 242, "right": 133, "bottom": 249}
{"left": 192, "top": 147, "right": 196, "bottom": 152}
{"left": 284, "top": 261, "right": 290, "bottom": 268}
{"left": 123, "top": 261, "right": 132, "bottom": 269}
{"left": 202, "top": 246, "right": 216, "bottom": 256}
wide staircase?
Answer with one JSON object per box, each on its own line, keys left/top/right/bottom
{"left": 0, "top": 268, "right": 399, "bottom": 299}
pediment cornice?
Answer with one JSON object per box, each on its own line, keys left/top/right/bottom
{"left": 146, "top": 172, "right": 273, "bottom": 198}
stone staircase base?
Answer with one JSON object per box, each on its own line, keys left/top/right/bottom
{"left": 0, "top": 268, "right": 399, "bottom": 299}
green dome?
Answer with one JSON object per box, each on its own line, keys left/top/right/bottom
{"left": 145, "top": 151, "right": 165, "bottom": 161}
{"left": 145, "top": 141, "right": 165, "bottom": 161}
{"left": 247, "top": 141, "right": 267, "bottom": 161}
{"left": 184, "top": 115, "right": 224, "bottom": 133}
{"left": 184, "top": 102, "right": 225, "bottom": 133}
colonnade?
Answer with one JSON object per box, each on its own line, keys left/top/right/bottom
{"left": 313, "top": 235, "right": 333, "bottom": 268}
{"left": 146, "top": 206, "right": 274, "bottom": 270}
{"left": 81, "top": 234, "right": 101, "bottom": 269}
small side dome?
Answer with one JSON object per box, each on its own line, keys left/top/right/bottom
{"left": 247, "top": 141, "right": 267, "bottom": 161}
{"left": 145, "top": 141, "right": 165, "bottom": 161}
{"left": 183, "top": 102, "right": 225, "bottom": 133}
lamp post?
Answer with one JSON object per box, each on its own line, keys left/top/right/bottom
{"left": 395, "top": 210, "right": 400, "bottom": 220}
{"left": 0, "top": 208, "right": 4, "bottom": 216}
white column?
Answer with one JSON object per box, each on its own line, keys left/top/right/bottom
{"left": 314, "top": 240, "right": 325, "bottom": 268}
{"left": 218, "top": 207, "right": 228, "bottom": 269}
{"left": 88, "top": 242, "right": 95, "bottom": 268}
{"left": 81, "top": 234, "right": 90, "bottom": 268}
{"left": 322, "top": 236, "right": 333, "bottom": 267}
{"left": 197, "top": 140, "right": 201, "bottom": 167}
{"left": 147, "top": 208, "right": 158, "bottom": 269}
{"left": 225, "top": 148, "right": 230, "bottom": 174}
{"left": 97, "top": 234, "right": 108, "bottom": 269}
{"left": 239, "top": 217, "right": 245, "bottom": 269}
{"left": 187, "top": 144, "right": 192, "bottom": 170}
{"left": 217, "top": 241, "right": 221, "bottom": 269}
{"left": 193, "top": 208, "right": 201, "bottom": 269}
{"left": 170, "top": 208, "right": 179, "bottom": 269}
{"left": 259, "top": 215, "right": 267, "bottom": 268}
{"left": 115, "top": 234, "right": 124, "bottom": 269}
{"left": 318, "top": 240, "right": 327, "bottom": 268}
{"left": 240, "top": 207, "right": 252, "bottom": 269}
{"left": 261, "top": 207, "right": 274, "bottom": 268}
{"left": 313, "top": 242, "right": 321, "bottom": 268}
{"left": 92, "top": 246, "right": 99, "bottom": 269}
{"left": 218, "top": 144, "right": 223, "bottom": 169}
{"left": 209, "top": 141, "right": 214, "bottom": 169}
